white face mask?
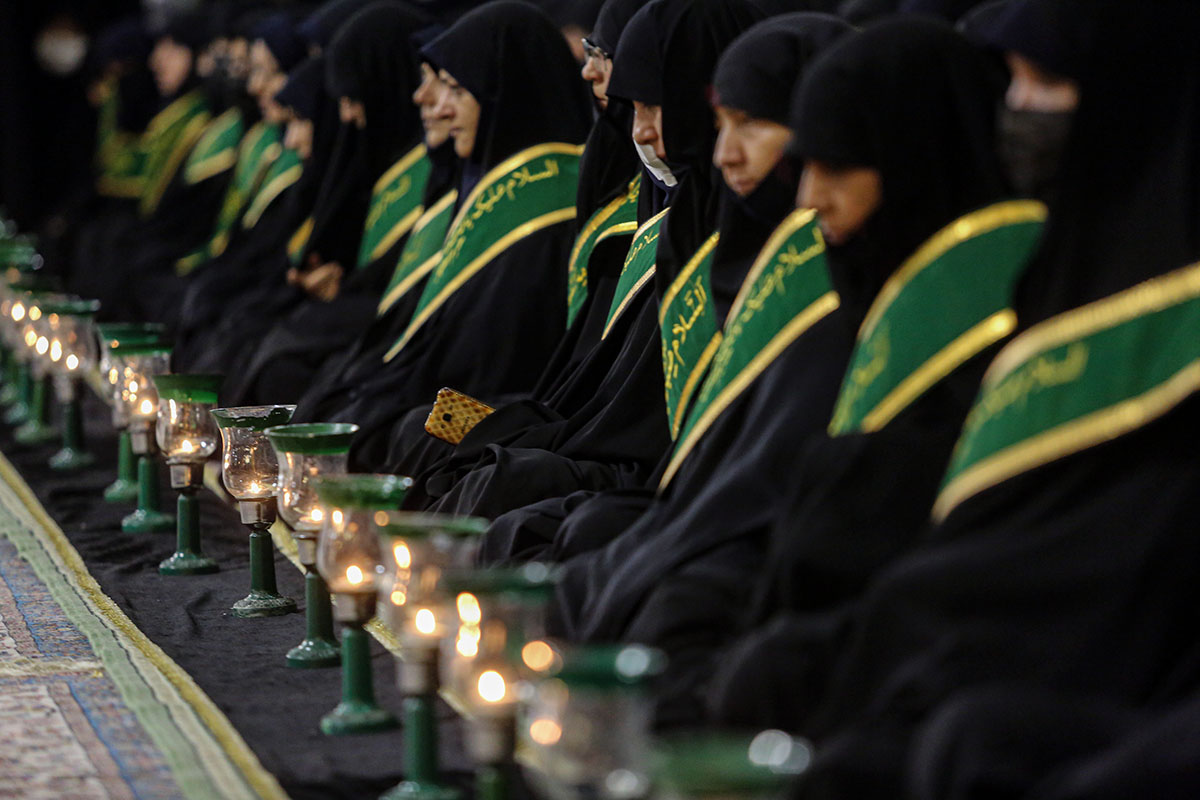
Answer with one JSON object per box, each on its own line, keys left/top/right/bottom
{"left": 35, "top": 31, "right": 88, "bottom": 76}
{"left": 635, "top": 140, "right": 678, "bottom": 188}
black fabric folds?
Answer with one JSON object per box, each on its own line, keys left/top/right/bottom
{"left": 252, "top": 12, "right": 308, "bottom": 74}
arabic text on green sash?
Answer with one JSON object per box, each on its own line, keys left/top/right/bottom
{"left": 377, "top": 189, "right": 458, "bottom": 317}
{"left": 661, "top": 232, "right": 722, "bottom": 440}
{"left": 357, "top": 144, "right": 432, "bottom": 268}
{"left": 601, "top": 207, "right": 669, "bottom": 340}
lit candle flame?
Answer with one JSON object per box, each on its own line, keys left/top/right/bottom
{"left": 108, "top": 368, "right": 118, "bottom": 384}
{"left": 390, "top": 588, "right": 407, "bottom": 606}
{"left": 477, "top": 670, "right": 506, "bottom": 703}
{"left": 35, "top": 336, "right": 48, "bottom": 355}
{"left": 346, "top": 565, "right": 364, "bottom": 585}
{"left": 23, "top": 330, "right": 35, "bottom": 347}
{"left": 139, "top": 398, "right": 154, "bottom": 415}
{"left": 456, "top": 592, "right": 482, "bottom": 625}
{"left": 28, "top": 307, "right": 40, "bottom": 321}
{"left": 521, "top": 640, "right": 556, "bottom": 672}
{"left": 529, "top": 718, "right": 562, "bottom": 746}
{"left": 48, "top": 340, "right": 62, "bottom": 362}
{"left": 310, "top": 508, "right": 323, "bottom": 523}
{"left": 393, "top": 542, "right": 411, "bottom": 569}
{"left": 456, "top": 626, "right": 480, "bottom": 658}
{"left": 414, "top": 608, "right": 436, "bottom": 635}
{"left": 248, "top": 481, "right": 260, "bottom": 494}
{"left": 65, "top": 354, "right": 79, "bottom": 371}
{"left": 180, "top": 439, "right": 194, "bottom": 454}
{"left": 11, "top": 303, "right": 24, "bottom": 321}
{"left": 331, "top": 509, "right": 343, "bottom": 526}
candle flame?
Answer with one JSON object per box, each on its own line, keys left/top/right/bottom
{"left": 346, "top": 565, "right": 364, "bottom": 585}
{"left": 108, "top": 368, "right": 119, "bottom": 385}
{"left": 331, "top": 509, "right": 343, "bottom": 526}
{"left": 23, "top": 330, "right": 36, "bottom": 347}
{"left": 28, "top": 307, "right": 40, "bottom": 321}
{"left": 521, "top": 640, "right": 556, "bottom": 673}
{"left": 248, "top": 481, "right": 260, "bottom": 494}
{"left": 180, "top": 439, "right": 194, "bottom": 454}
{"left": 390, "top": 588, "right": 406, "bottom": 606}
{"left": 393, "top": 542, "right": 411, "bottom": 569}
{"left": 49, "top": 340, "right": 62, "bottom": 362}
{"left": 414, "top": 608, "right": 436, "bottom": 635}
{"left": 139, "top": 398, "right": 154, "bottom": 415}
{"left": 65, "top": 354, "right": 79, "bottom": 371}
{"left": 311, "top": 508, "right": 323, "bottom": 523}
{"left": 35, "top": 336, "right": 48, "bottom": 355}
{"left": 529, "top": 718, "right": 562, "bottom": 746}
{"left": 456, "top": 592, "right": 482, "bottom": 625}
{"left": 456, "top": 626, "right": 480, "bottom": 658}
{"left": 477, "top": 670, "right": 506, "bottom": 703}
{"left": 11, "top": 302, "right": 24, "bottom": 321}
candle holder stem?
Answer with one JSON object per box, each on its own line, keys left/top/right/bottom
{"left": 232, "top": 500, "right": 296, "bottom": 617}
{"left": 4, "top": 362, "right": 31, "bottom": 422}
{"left": 286, "top": 568, "right": 341, "bottom": 668}
{"left": 49, "top": 394, "right": 92, "bottom": 470}
{"left": 475, "top": 766, "right": 507, "bottom": 800}
{"left": 159, "top": 484, "right": 219, "bottom": 575}
{"left": 121, "top": 455, "right": 175, "bottom": 533}
{"left": 103, "top": 432, "right": 138, "bottom": 503}
{"left": 14, "top": 373, "right": 55, "bottom": 444}
{"left": 0, "top": 355, "right": 19, "bottom": 406}
{"left": 320, "top": 621, "right": 398, "bottom": 735}
{"left": 378, "top": 693, "right": 463, "bottom": 800}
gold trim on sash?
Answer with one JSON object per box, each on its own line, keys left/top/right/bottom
{"left": 241, "top": 163, "right": 302, "bottom": 229}
{"left": 934, "top": 259, "right": 1200, "bottom": 521}
{"left": 184, "top": 108, "right": 242, "bottom": 184}
{"left": 661, "top": 290, "right": 839, "bottom": 488}
{"left": 383, "top": 206, "right": 577, "bottom": 362}
{"left": 861, "top": 200, "right": 1048, "bottom": 339}
{"left": 569, "top": 185, "right": 637, "bottom": 271}
{"left": 288, "top": 217, "right": 314, "bottom": 261}
{"left": 142, "top": 112, "right": 210, "bottom": 215}
{"left": 596, "top": 220, "right": 640, "bottom": 243}
{"left": 659, "top": 233, "right": 720, "bottom": 325}
{"left": 672, "top": 332, "right": 722, "bottom": 439}
{"left": 601, "top": 208, "right": 671, "bottom": 340}
{"left": 374, "top": 144, "right": 427, "bottom": 194}
{"left": 370, "top": 205, "right": 424, "bottom": 263}
{"left": 377, "top": 190, "right": 458, "bottom": 315}
{"left": 859, "top": 309, "right": 1017, "bottom": 432}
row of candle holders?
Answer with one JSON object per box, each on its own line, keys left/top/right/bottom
{"left": 0, "top": 228, "right": 812, "bottom": 800}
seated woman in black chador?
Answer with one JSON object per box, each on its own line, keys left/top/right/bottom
{"left": 220, "top": 1, "right": 437, "bottom": 406}
{"left": 291, "top": 1, "right": 593, "bottom": 451}
{"left": 708, "top": 2, "right": 1200, "bottom": 797}
{"left": 295, "top": 0, "right": 645, "bottom": 448}
{"left": 405, "top": 0, "right": 765, "bottom": 524}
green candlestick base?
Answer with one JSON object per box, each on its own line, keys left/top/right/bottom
{"left": 159, "top": 488, "right": 218, "bottom": 576}
{"left": 320, "top": 623, "right": 397, "bottom": 736}
{"left": 287, "top": 568, "right": 340, "bottom": 668}
{"left": 48, "top": 446, "right": 93, "bottom": 470}
{"left": 14, "top": 374, "right": 53, "bottom": 444}
{"left": 379, "top": 692, "right": 462, "bottom": 799}
{"left": 380, "top": 782, "right": 463, "bottom": 800}
{"left": 122, "top": 455, "right": 174, "bottom": 533}
{"left": 103, "top": 433, "right": 138, "bottom": 503}
{"left": 232, "top": 523, "right": 296, "bottom": 618}
{"left": 4, "top": 363, "right": 31, "bottom": 422}
{"left": 49, "top": 395, "right": 92, "bottom": 471}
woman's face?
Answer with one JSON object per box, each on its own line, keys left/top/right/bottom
{"left": 247, "top": 40, "right": 280, "bottom": 101}
{"left": 713, "top": 105, "right": 793, "bottom": 197}
{"left": 580, "top": 43, "right": 613, "bottom": 108}
{"left": 413, "top": 63, "right": 452, "bottom": 149}
{"left": 798, "top": 161, "right": 883, "bottom": 245}
{"left": 632, "top": 101, "right": 666, "bottom": 161}
{"left": 150, "top": 37, "right": 193, "bottom": 96}
{"left": 434, "top": 69, "right": 481, "bottom": 159}
{"left": 284, "top": 114, "right": 314, "bottom": 160}
{"left": 1005, "top": 52, "right": 1079, "bottom": 112}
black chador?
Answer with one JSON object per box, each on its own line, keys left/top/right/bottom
{"left": 336, "top": 0, "right": 650, "bottom": 478}
{"left": 300, "top": 1, "right": 593, "bottom": 458}
{"left": 411, "top": 0, "right": 765, "bottom": 527}
{"left": 709, "top": 4, "right": 1200, "bottom": 797}
{"left": 221, "top": 2, "right": 436, "bottom": 406}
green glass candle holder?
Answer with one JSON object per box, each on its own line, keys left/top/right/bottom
{"left": 118, "top": 344, "right": 175, "bottom": 534}
{"left": 264, "top": 422, "right": 360, "bottom": 669}
{"left": 152, "top": 373, "right": 223, "bottom": 576}
{"left": 97, "top": 326, "right": 167, "bottom": 503}
{"left": 652, "top": 730, "right": 813, "bottom": 800}
{"left": 375, "top": 513, "right": 489, "bottom": 799}
{"left": 312, "top": 473, "right": 413, "bottom": 735}
{"left": 42, "top": 297, "right": 101, "bottom": 471}
{"left": 212, "top": 404, "right": 298, "bottom": 618}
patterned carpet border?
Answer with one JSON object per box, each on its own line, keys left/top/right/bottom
{"left": 0, "top": 450, "right": 290, "bottom": 800}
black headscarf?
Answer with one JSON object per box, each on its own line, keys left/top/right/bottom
{"left": 836, "top": 0, "right": 898, "bottom": 24}
{"left": 251, "top": 12, "right": 308, "bottom": 74}
{"left": 324, "top": 2, "right": 431, "bottom": 178}
{"left": 898, "top": 0, "right": 983, "bottom": 22}
{"left": 976, "top": 0, "right": 1088, "bottom": 81}
{"left": 298, "top": 0, "right": 376, "bottom": 49}
{"left": 90, "top": 16, "right": 158, "bottom": 132}
{"left": 750, "top": 0, "right": 841, "bottom": 15}
{"left": 793, "top": 16, "right": 1006, "bottom": 326}
{"left": 590, "top": 0, "right": 648, "bottom": 53}
{"left": 421, "top": 1, "right": 593, "bottom": 171}
{"left": 275, "top": 55, "right": 327, "bottom": 125}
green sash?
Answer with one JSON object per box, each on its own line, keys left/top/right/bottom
{"left": 377, "top": 189, "right": 458, "bottom": 316}
{"left": 241, "top": 146, "right": 303, "bottom": 230}
{"left": 934, "top": 260, "right": 1200, "bottom": 521}
{"left": 95, "top": 78, "right": 148, "bottom": 199}
{"left": 661, "top": 232, "right": 722, "bottom": 440}
{"left": 288, "top": 217, "right": 315, "bottom": 266}
{"left": 601, "top": 208, "right": 669, "bottom": 340}
{"left": 178, "top": 122, "right": 284, "bottom": 273}
{"left": 357, "top": 144, "right": 432, "bottom": 268}
{"left": 183, "top": 108, "right": 244, "bottom": 185}
{"left": 661, "top": 209, "right": 838, "bottom": 488}
{"left": 139, "top": 90, "right": 211, "bottom": 216}
{"left": 384, "top": 142, "right": 584, "bottom": 362}
{"left": 828, "top": 200, "right": 1048, "bottom": 436}
{"left": 567, "top": 176, "right": 641, "bottom": 328}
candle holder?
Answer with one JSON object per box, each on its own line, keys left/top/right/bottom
{"left": 522, "top": 643, "right": 665, "bottom": 800}
{"left": 650, "top": 730, "right": 813, "bottom": 800}
{"left": 313, "top": 473, "right": 413, "bottom": 735}
{"left": 438, "top": 564, "right": 561, "bottom": 800}
{"left": 375, "top": 512, "right": 489, "bottom": 800}
{"left": 96, "top": 324, "right": 167, "bottom": 502}
{"left": 212, "top": 405, "right": 298, "bottom": 617}
{"left": 1, "top": 282, "right": 47, "bottom": 421}
{"left": 42, "top": 298, "right": 101, "bottom": 470}
{"left": 265, "top": 422, "right": 359, "bottom": 669}
{"left": 152, "top": 373, "right": 223, "bottom": 576}
{"left": 118, "top": 345, "right": 175, "bottom": 533}
{"left": 12, "top": 292, "right": 59, "bottom": 444}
